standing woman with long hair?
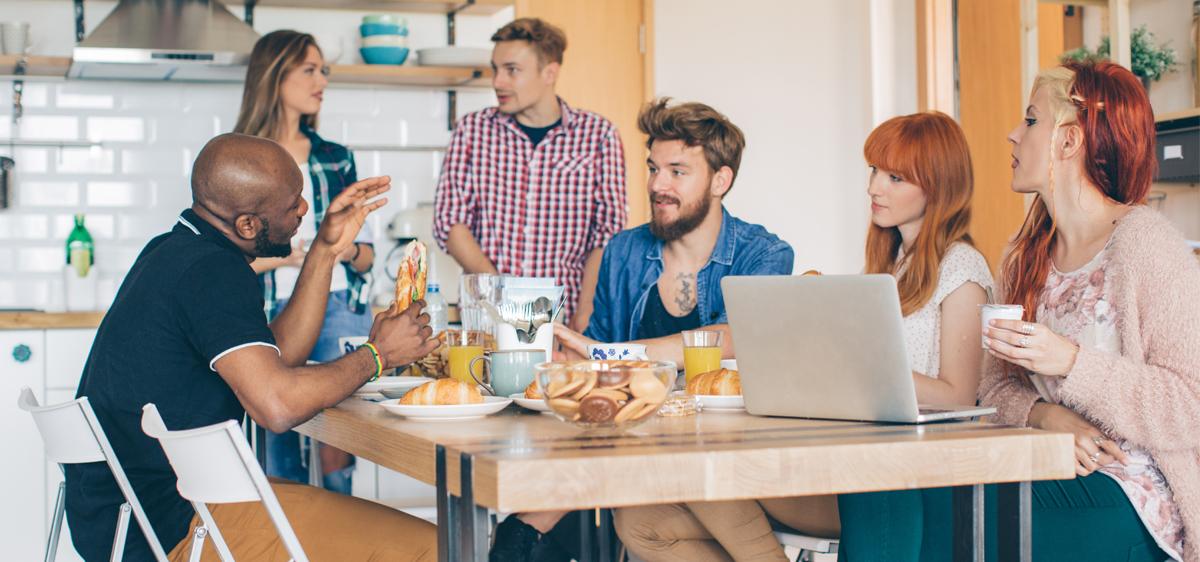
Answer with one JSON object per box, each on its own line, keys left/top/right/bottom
{"left": 615, "top": 112, "right": 993, "bottom": 562}
{"left": 839, "top": 60, "right": 1198, "bottom": 562}
{"left": 235, "top": 30, "right": 375, "bottom": 493}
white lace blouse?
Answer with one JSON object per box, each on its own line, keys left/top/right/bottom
{"left": 899, "top": 242, "right": 995, "bottom": 379}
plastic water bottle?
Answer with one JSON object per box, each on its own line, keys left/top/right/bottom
{"left": 426, "top": 283, "right": 448, "bottom": 336}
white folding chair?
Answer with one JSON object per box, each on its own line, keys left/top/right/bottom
{"left": 773, "top": 528, "right": 839, "bottom": 562}
{"left": 140, "top": 403, "right": 309, "bottom": 562}
{"left": 17, "top": 387, "right": 170, "bottom": 562}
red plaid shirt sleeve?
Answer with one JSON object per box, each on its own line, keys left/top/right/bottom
{"left": 586, "top": 126, "right": 628, "bottom": 251}
{"left": 433, "top": 117, "right": 474, "bottom": 251}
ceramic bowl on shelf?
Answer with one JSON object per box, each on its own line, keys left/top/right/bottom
{"left": 363, "top": 14, "right": 406, "bottom": 25}
{"left": 360, "top": 46, "right": 410, "bottom": 65}
{"left": 416, "top": 46, "right": 491, "bottom": 68}
{"left": 535, "top": 360, "right": 674, "bottom": 431}
{"left": 362, "top": 35, "right": 409, "bottom": 48}
{"left": 360, "top": 23, "right": 407, "bottom": 37}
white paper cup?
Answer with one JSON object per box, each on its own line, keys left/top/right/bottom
{"left": 980, "top": 304, "right": 1024, "bottom": 348}
{"left": 1, "top": 22, "right": 29, "bottom": 55}
{"left": 586, "top": 343, "right": 648, "bottom": 361}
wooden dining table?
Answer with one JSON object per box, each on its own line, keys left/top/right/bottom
{"left": 296, "top": 397, "right": 1074, "bottom": 562}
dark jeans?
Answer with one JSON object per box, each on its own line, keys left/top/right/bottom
{"left": 837, "top": 473, "right": 1168, "bottom": 562}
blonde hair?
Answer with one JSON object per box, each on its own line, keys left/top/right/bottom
{"left": 234, "top": 30, "right": 321, "bottom": 141}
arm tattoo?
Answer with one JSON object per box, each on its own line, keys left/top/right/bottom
{"left": 675, "top": 273, "right": 697, "bottom": 314}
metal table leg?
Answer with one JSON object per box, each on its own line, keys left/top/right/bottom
{"left": 598, "top": 508, "right": 615, "bottom": 561}
{"left": 576, "top": 509, "right": 594, "bottom": 562}
{"left": 436, "top": 446, "right": 458, "bottom": 562}
{"left": 459, "top": 453, "right": 489, "bottom": 561}
{"left": 952, "top": 484, "right": 985, "bottom": 562}
{"left": 998, "top": 481, "right": 1032, "bottom": 562}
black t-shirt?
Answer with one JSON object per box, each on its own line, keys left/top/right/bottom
{"left": 517, "top": 118, "right": 562, "bottom": 146}
{"left": 636, "top": 285, "right": 702, "bottom": 340}
{"left": 65, "top": 209, "right": 277, "bottom": 560}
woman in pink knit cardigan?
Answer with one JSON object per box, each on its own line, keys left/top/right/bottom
{"left": 839, "top": 61, "right": 1199, "bottom": 561}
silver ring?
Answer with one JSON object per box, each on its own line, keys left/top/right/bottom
{"left": 1021, "top": 323, "right": 1036, "bottom": 335}
{"left": 1088, "top": 451, "right": 1102, "bottom": 464}
{"left": 1019, "top": 336, "right": 1031, "bottom": 347}
{"left": 1092, "top": 436, "right": 1106, "bottom": 447}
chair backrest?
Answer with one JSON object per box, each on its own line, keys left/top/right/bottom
{"left": 18, "top": 387, "right": 171, "bottom": 562}
{"left": 140, "top": 403, "right": 308, "bottom": 561}
{"left": 18, "top": 387, "right": 105, "bottom": 464}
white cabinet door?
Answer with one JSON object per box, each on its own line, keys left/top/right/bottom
{"left": 45, "top": 329, "right": 96, "bottom": 390}
{"left": 0, "top": 330, "right": 47, "bottom": 561}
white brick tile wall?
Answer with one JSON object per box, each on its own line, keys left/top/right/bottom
{"left": 18, "top": 115, "right": 79, "bottom": 140}
{"left": 19, "top": 181, "right": 80, "bottom": 207}
{"left": 86, "top": 181, "right": 150, "bottom": 208}
{"left": 0, "top": 215, "right": 50, "bottom": 239}
{"left": 86, "top": 117, "right": 145, "bottom": 143}
{"left": 56, "top": 147, "right": 115, "bottom": 174}
{"left": 53, "top": 214, "right": 114, "bottom": 240}
{"left": 17, "top": 247, "right": 64, "bottom": 273}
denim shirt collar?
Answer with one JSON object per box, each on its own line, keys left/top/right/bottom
{"left": 643, "top": 206, "right": 737, "bottom": 267}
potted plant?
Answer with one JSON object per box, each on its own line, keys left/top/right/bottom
{"left": 1060, "top": 25, "right": 1178, "bottom": 90}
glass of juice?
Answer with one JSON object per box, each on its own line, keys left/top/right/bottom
{"left": 681, "top": 330, "right": 723, "bottom": 383}
{"left": 447, "top": 330, "right": 486, "bottom": 384}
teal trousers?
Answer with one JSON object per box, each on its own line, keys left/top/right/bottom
{"left": 837, "top": 473, "right": 1169, "bottom": 562}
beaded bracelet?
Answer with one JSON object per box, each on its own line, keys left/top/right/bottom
{"left": 361, "top": 342, "right": 383, "bottom": 382}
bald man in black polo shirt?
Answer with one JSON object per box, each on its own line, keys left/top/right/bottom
{"left": 67, "top": 134, "right": 439, "bottom": 561}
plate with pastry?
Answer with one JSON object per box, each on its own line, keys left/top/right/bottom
{"left": 355, "top": 375, "right": 429, "bottom": 398}
{"left": 510, "top": 380, "right": 552, "bottom": 413}
{"left": 685, "top": 368, "right": 745, "bottom": 412}
{"left": 379, "top": 378, "right": 511, "bottom": 420}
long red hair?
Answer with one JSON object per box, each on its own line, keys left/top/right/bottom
{"left": 1002, "top": 61, "right": 1156, "bottom": 319}
{"left": 864, "top": 111, "right": 977, "bottom": 316}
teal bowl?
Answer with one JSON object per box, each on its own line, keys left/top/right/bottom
{"left": 363, "top": 14, "right": 405, "bottom": 25}
{"left": 360, "top": 23, "right": 407, "bottom": 37}
{"left": 360, "top": 46, "right": 410, "bottom": 65}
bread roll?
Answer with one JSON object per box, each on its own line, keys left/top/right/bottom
{"left": 399, "top": 378, "right": 483, "bottom": 405}
{"left": 685, "top": 368, "right": 741, "bottom": 396}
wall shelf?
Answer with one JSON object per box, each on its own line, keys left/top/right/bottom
{"left": 246, "top": 0, "right": 512, "bottom": 15}
{"left": 0, "top": 55, "right": 71, "bottom": 79}
{"left": 329, "top": 64, "right": 491, "bottom": 88}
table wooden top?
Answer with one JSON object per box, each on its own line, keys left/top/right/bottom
{"left": 297, "top": 398, "right": 1075, "bottom": 513}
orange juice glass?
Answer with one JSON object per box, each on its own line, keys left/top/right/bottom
{"left": 681, "top": 330, "right": 723, "bottom": 383}
{"left": 447, "top": 330, "right": 486, "bottom": 384}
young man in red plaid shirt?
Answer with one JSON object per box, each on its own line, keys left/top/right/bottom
{"left": 433, "top": 18, "right": 628, "bottom": 330}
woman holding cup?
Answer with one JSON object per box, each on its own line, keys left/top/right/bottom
{"left": 234, "top": 30, "right": 376, "bottom": 494}
{"left": 839, "top": 61, "right": 1197, "bottom": 561}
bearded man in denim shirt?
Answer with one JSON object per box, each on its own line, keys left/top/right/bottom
{"left": 489, "top": 98, "right": 794, "bottom": 562}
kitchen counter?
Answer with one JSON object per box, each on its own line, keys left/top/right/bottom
{"left": 0, "top": 311, "right": 106, "bottom": 330}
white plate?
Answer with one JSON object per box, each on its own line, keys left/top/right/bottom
{"left": 378, "top": 396, "right": 512, "bottom": 421}
{"left": 509, "top": 393, "right": 552, "bottom": 414}
{"left": 416, "top": 46, "right": 491, "bottom": 67}
{"left": 695, "top": 394, "right": 745, "bottom": 412}
{"left": 355, "top": 376, "right": 429, "bottom": 396}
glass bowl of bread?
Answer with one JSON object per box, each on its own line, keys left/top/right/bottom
{"left": 534, "top": 360, "right": 675, "bottom": 430}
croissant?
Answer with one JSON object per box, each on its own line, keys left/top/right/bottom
{"left": 391, "top": 241, "right": 428, "bottom": 315}
{"left": 524, "top": 380, "right": 543, "bottom": 400}
{"left": 686, "top": 368, "right": 741, "bottom": 396}
{"left": 399, "top": 378, "right": 483, "bottom": 405}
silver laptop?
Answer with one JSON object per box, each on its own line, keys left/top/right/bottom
{"left": 722, "top": 274, "right": 995, "bottom": 423}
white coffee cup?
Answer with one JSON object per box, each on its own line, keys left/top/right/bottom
{"left": 587, "top": 342, "right": 648, "bottom": 361}
{"left": 1, "top": 22, "right": 30, "bottom": 55}
{"left": 980, "top": 304, "right": 1025, "bottom": 348}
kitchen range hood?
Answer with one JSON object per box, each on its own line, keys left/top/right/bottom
{"left": 68, "top": 0, "right": 260, "bottom": 82}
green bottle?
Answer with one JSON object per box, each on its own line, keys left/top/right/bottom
{"left": 66, "top": 213, "right": 94, "bottom": 278}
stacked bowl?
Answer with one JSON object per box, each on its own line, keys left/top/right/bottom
{"left": 359, "top": 14, "right": 409, "bottom": 65}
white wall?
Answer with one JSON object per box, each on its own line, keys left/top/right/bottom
{"left": 653, "top": 0, "right": 917, "bottom": 275}
{"left": 0, "top": 2, "right": 510, "bottom": 310}
{"left": 1080, "top": 0, "right": 1195, "bottom": 115}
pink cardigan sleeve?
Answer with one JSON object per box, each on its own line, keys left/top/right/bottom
{"left": 978, "top": 354, "right": 1042, "bottom": 427}
{"left": 1055, "top": 219, "right": 1200, "bottom": 452}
